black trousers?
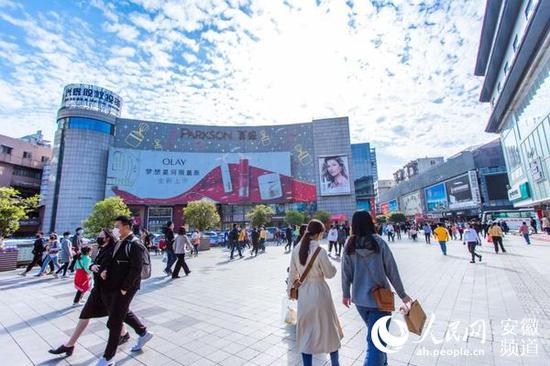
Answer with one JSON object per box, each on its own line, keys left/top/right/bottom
{"left": 103, "top": 289, "right": 146, "bottom": 360}
{"left": 492, "top": 236, "right": 506, "bottom": 253}
{"left": 467, "top": 242, "right": 481, "bottom": 262}
{"left": 68, "top": 256, "right": 78, "bottom": 272}
{"left": 25, "top": 254, "right": 49, "bottom": 273}
{"left": 230, "top": 241, "right": 242, "bottom": 258}
{"left": 172, "top": 254, "right": 190, "bottom": 277}
{"left": 74, "top": 290, "right": 83, "bottom": 304}
{"left": 337, "top": 241, "right": 344, "bottom": 255}
{"left": 285, "top": 237, "right": 292, "bottom": 251}
{"left": 328, "top": 241, "right": 336, "bottom": 254}
{"left": 251, "top": 242, "right": 259, "bottom": 256}
{"left": 424, "top": 233, "right": 431, "bottom": 243}
{"left": 56, "top": 262, "right": 70, "bottom": 276}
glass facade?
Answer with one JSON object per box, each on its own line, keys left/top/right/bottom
{"left": 67, "top": 117, "right": 114, "bottom": 135}
{"left": 500, "top": 56, "right": 550, "bottom": 205}
{"left": 351, "top": 143, "right": 378, "bottom": 181}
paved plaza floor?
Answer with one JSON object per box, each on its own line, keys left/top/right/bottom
{"left": 1, "top": 234, "right": 549, "bottom": 366}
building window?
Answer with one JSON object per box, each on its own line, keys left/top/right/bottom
{"left": 525, "top": 0, "right": 533, "bottom": 19}
{"left": 497, "top": 81, "right": 502, "bottom": 92}
{"left": 491, "top": 97, "right": 496, "bottom": 107}
{"left": 504, "top": 61, "right": 509, "bottom": 75}
{"left": 1, "top": 145, "right": 12, "bottom": 155}
{"left": 68, "top": 117, "right": 114, "bottom": 135}
{"left": 41, "top": 156, "right": 49, "bottom": 162}
{"left": 12, "top": 166, "right": 42, "bottom": 179}
{"left": 513, "top": 34, "right": 519, "bottom": 51}
{"left": 23, "top": 151, "right": 32, "bottom": 159}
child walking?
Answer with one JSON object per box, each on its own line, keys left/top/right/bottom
{"left": 73, "top": 246, "right": 92, "bottom": 306}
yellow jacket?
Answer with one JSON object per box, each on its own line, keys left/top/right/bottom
{"left": 433, "top": 227, "right": 450, "bottom": 241}
{"left": 488, "top": 225, "right": 503, "bottom": 237}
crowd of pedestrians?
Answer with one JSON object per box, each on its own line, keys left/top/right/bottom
{"left": 14, "top": 207, "right": 543, "bottom": 366}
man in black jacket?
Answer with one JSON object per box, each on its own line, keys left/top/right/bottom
{"left": 229, "top": 224, "right": 242, "bottom": 260}
{"left": 96, "top": 216, "right": 152, "bottom": 366}
{"left": 21, "top": 231, "right": 50, "bottom": 275}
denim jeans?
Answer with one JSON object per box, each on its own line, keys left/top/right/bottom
{"left": 302, "top": 351, "right": 339, "bottom": 366}
{"left": 356, "top": 306, "right": 391, "bottom": 366}
{"left": 523, "top": 233, "right": 531, "bottom": 245}
{"left": 438, "top": 241, "right": 447, "bottom": 255}
{"left": 39, "top": 255, "right": 60, "bottom": 274}
{"left": 164, "top": 250, "right": 177, "bottom": 273}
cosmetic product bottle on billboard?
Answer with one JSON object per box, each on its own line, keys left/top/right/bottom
{"left": 125, "top": 123, "right": 149, "bottom": 148}
{"left": 221, "top": 162, "right": 233, "bottom": 193}
{"left": 258, "top": 173, "right": 282, "bottom": 200}
{"left": 238, "top": 158, "right": 249, "bottom": 200}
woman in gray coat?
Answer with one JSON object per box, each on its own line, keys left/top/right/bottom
{"left": 342, "top": 210, "right": 412, "bottom": 366}
{"left": 56, "top": 231, "right": 73, "bottom": 277}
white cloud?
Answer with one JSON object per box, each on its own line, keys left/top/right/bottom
{"left": 0, "top": 0, "right": 494, "bottom": 179}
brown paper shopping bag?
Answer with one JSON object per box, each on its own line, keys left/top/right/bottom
{"left": 405, "top": 300, "right": 427, "bottom": 336}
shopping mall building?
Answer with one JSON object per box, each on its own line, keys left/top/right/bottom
{"left": 42, "top": 84, "right": 359, "bottom": 233}
{"left": 475, "top": 1, "right": 549, "bottom": 217}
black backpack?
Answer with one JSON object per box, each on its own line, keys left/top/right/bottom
{"left": 124, "top": 237, "right": 151, "bottom": 280}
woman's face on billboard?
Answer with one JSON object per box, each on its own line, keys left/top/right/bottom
{"left": 326, "top": 159, "right": 341, "bottom": 177}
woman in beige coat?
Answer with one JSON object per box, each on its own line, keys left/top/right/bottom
{"left": 288, "top": 219, "right": 343, "bottom": 366}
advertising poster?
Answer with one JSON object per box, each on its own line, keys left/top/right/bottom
{"left": 388, "top": 199, "right": 399, "bottom": 213}
{"left": 445, "top": 173, "right": 474, "bottom": 210}
{"left": 381, "top": 202, "right": 390, "bottom": 215}
{"left": 400, "top": 190, "right": 423, "bottom": 216}
{"left": 318, "top": 155, "right": 351, "bottom": 196}
{"left": 425, "top": 182, "right": 448, "bottom": 212}
{"left": 105, "top": 148, "right": 316, "bottom": 205}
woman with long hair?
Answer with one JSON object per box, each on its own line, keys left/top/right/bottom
{"left": 322, "top": 156, "right": 349, "bottom": 190}
{"left": 288, "top": 219, "right": 343, "bottom": 366}
{"left": 173, "top": 226, "right": 192, "bottom": 278}
{"left": 49, "top": 229, "right": 130, "bottom": 357}
{"left": 341, "top": 210, "right": 412, "bottom": 366}
{"left": 163, "top": 221, "right": 176, "bottom": 275}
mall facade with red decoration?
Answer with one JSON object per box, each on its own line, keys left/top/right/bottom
{"left": 42, "top": 84, "right": 360, "bottom": 233}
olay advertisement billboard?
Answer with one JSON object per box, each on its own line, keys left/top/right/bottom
{"left": 445, "top": 173, "right": 478, "bottom": 210}
{"left": 105, "top": 148, "right": 316, "bottom": 205}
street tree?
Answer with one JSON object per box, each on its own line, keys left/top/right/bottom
{"left": 285, "top": 210, "right": 307, "bottom": 226}
{"left": 83, "top": 196, "right": 131, "bottom": 236}
{"left": 389, "top": 212, "right": 407, "bottom": 223}
{"left": 246, "top": 205, "right": 274, "bottom": 227}
{"left": 0, "top": 187, "right": 39, "bottom": 242}
{"left": 184, "top": 200, "right": 221, "bottom": 232}
{"left": 313, "top": 210, "right": 331, "bottom": 226}
{"left": 376, "top": 215, "right": 388, "bottom": 224}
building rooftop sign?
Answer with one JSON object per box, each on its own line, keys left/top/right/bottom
{"left": 61, "top": 84, "right": 122, "bottom": 117}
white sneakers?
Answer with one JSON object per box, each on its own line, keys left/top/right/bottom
{"left": 131, "top": 332, "right": 154, "bottom": 352}
{"left": 96, "top": 357, "right": 115, "bottom": 366}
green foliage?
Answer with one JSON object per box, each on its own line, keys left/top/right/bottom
{"left": 0, "top": 187, "right": 39, "bottom": 238}
{"left": 389, "top": 212, "right": 407, "bottom": 223}
{"left": 83, "top": 197, "right": 131, "bottom": 236}
{"left": 285, "top": 210, "right": 308, "bottom": 226}
{"left": 184, "top": 200, "right": 221, "bottom": 232}
{"left": 313, "top": 210, "right": 331, "bottom": 225}
{"left": 246, "top": 204, "right": 274, "bottom": 227}
{"left": 376, "top": 215, "right": 388, "bottom": 224}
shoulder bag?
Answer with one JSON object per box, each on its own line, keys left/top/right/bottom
{"left": 364, "top": 240, "right": 395, "bottom": 312}
{"left": 289, "top": 247, "right": 321, "bottom": 300}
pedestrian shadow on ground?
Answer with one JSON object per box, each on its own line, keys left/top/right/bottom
{"left": 478, "top": 263, "right": 522, "bottom": 273}
{"left": 36, "top": 356, "right": 76, "bottom": 366}
{"left": 4, "top": 306, "right": 74, "bottom": 333}
{"left": 0, "top": 277, "right": 68, "bottom": 291}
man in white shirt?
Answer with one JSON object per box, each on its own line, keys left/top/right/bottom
{"left": 326, "top": 225, "right": 338, "bottom": 255}
{"left": 463, "top": 223, "right": 482, "bottom": 263}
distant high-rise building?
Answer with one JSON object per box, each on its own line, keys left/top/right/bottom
{"left": 351, "top": 143, "right": 378, "bottom": 216}
{"left": 393, "top": 157, "right": 444, "bottom": 184}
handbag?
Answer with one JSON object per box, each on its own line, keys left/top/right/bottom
{"left": 364, "top": 242, "right": 395, "bottom": 312}
{"left": 404, "top": 300, "right": 427, "bottom": 336}
{"left": 289, "top": 247, "right": 321, "bottom": 300}
{"left": 371, "top": 287, "right": 395, "bottom": 312}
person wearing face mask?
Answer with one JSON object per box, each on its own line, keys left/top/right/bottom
{"left": 68, "top": 227, "right": 84, "bottom": 273}
{"left": 49, "top": 228, "right": 131, "bottom": 358}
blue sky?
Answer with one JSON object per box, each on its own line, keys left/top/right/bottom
{"left": 0, "top": 0, "right": 493, "bottom": 179}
